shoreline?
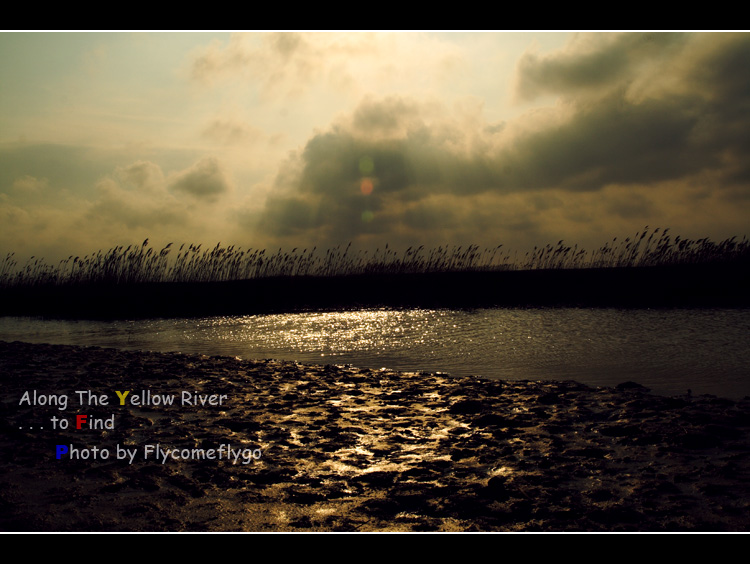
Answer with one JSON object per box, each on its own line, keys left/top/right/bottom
{"left": 2, "top": 340, "right": 750, "bottom": 532}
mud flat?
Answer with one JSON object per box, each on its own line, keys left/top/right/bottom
{"left": 1, "top": 340, "right": 749, "bottom": 532}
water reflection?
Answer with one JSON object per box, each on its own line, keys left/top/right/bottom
{"left": 1, "top": 308, "right": 749, "bottom": 399}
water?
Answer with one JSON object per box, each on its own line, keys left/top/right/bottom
{"left": 1, "top": 308, "right": 749, "bottom": 399}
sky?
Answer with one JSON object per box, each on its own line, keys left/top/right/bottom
{"left": 1, "top": 31, "right": 749, "bottom": 262}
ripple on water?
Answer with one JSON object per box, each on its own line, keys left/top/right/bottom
{"left": 1, "top": 307, "right": 749, "bottom": 398}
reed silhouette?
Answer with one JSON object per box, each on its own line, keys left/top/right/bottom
{"left": 2, "top": 228, "right": 749, "bottom": 318}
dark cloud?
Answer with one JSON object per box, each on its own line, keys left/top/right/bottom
{"left": 604, "top": 191, "right": 655, "bottom": 220}
{"left": 504, "top": 93, "right": 707, "bottom": 191}
{"left": 507, "top": 33, "right": 750, "bottom": 193}
{"left": 260, "top": 195, "right": 318, "bottom": 238}
{"left": 115, "top": 161, "right": 164, "bottom": 191}
{"left": 401, "top": 199, "right": 460, "bottom": 231}
{"left": 350, "top": 96, "right": 425, "bottom": 137}
{"left": 514, "top": 33, "right": 688, "bottom": 102}
{"left": 252, "top": 34, "right": 750, "bottom": 250}
{"left": 299, "top": 132, "right": 412, "bottom": 196}
{"left": 687, "top": 34, "right": 750, "bottom": 103}
{"left": 255, "top": 109, "right": 514, "bottom": 247}
{"left": 168, "top": 157, "right": 231, "bottom": 201}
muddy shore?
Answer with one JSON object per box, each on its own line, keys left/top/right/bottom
{"left": 1, "top": 340, "right": 749, "bottom": 532}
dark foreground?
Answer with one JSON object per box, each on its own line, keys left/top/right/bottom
{"left": 2, "top": 340, "right": 750, "bottom": 532}
{"left": 2, "top": 263, "right": 750, "bottom": 318}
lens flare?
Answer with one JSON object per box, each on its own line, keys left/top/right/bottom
{"left": 360, "top": 178, "right": 374, "bottom": 195}
{"left": 361, "top": 210, "right": 374, "bottom": 222}
{"left": 359, "top": 156, "right": 374, "bottom": 175}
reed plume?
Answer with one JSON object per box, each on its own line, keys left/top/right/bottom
{"left": 1, "top": 227, "right": 747, "bottom": 289}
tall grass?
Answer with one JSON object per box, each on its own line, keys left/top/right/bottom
{"left": 2, "top": 227, "right": 748, "bottom": 289}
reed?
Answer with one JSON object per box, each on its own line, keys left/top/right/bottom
{"left": 1, "top": 227, "right": 748, "bottom": 289}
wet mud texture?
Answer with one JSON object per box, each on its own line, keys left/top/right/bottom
{"left": 1, "top": 340, "right": 749, "bottom": 532}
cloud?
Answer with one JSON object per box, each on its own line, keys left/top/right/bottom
{"left": 510, "top": 33, "right": 750, "bottom": 190}
{"left": 0, "top": 151, "right": 240, "bottom": 261}
{"left": 0, "top": 143, "right": 111, "bottom": 201}
{"left": 86, "top": 157, "right": 234, "bottom": 235}
{"left": 11, "top": 175, "right": 49, "bottom": 193}
{"left": 514, "top": 33, "right": 688, "bottom": 103}
{"left": 86, "top": 176, "right": 184, "bottom": 231}
{"left": 201, "top": 119, "right": 263, "bottom": 146}
{"left": 191, "top": 32, "right": 362, "bottom": 94}
{"left": 251, "top": 95, "right": 530, "bottom": 247}
{"left": 4, "top": 33, "right": 749, "bottom": 262}
{"left": 189, "top": 32, "right": 465, "bottom": 102}
{"left": 114, "top": 161, "right": 165, "bottom": 191}
{"left": 251, "top": 34, "right": 750, "bottom": 250}
{"left": 167, "top": 156, "right": 232, "bottom": 201}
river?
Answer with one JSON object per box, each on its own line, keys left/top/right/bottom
{"left": 1, "top": 307, "right": 749, "bottom": 399}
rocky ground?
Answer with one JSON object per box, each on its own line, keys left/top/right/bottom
{"left": 1, "top": 340, "right": 749, "bottom": 532}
